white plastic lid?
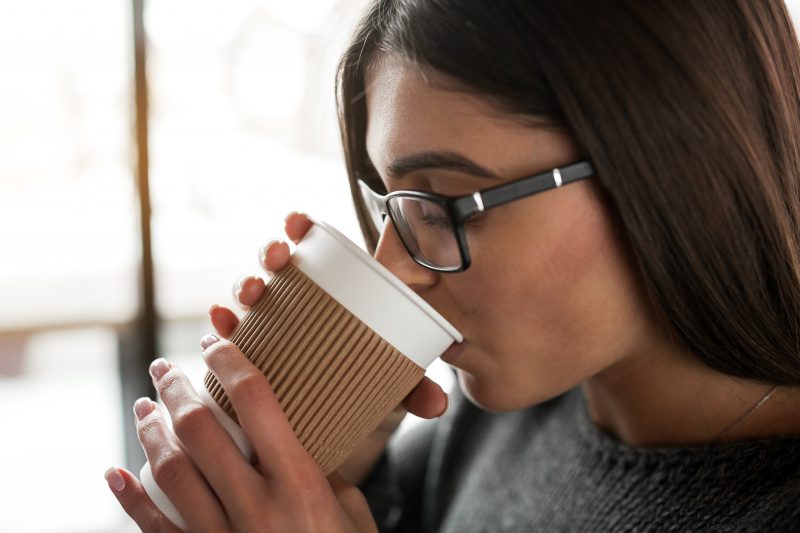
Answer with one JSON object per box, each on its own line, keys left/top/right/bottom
{"left": 289, "top": 217, "right": 463, "bottom": 368}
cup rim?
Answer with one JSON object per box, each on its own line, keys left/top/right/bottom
{"left": 306, "top": 216, "right": 463, "bottom": 343}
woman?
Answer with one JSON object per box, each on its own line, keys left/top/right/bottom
{"left": 106, "top": 0, "right": 800, "bottom": 530}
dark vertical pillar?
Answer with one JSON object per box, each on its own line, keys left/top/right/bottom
{"left": 121, "top": 0, "right": 159, "bottom": 472}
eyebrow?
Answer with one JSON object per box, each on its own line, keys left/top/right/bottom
{"left": 385, "top": 150, "right": 501, "bottom": 180}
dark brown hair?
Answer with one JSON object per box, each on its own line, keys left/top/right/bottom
{"left": 336, "top": 0, "right": 800, "bottom": 385}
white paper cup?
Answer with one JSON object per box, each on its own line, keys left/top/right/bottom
{"left": 141, "top": 216, "right": 462, "bottom": 530}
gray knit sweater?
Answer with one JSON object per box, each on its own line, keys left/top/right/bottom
{"left": 358, "top": 371, "right": 800, "bottom": 532}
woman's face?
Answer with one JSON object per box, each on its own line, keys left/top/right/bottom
{"left": 364, "top": 54, "right": 662, "bottom": 412}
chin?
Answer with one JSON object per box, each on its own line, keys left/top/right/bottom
{"left": 456, "top": 369, "right": 574, "bottom": 413}
{"left": 456, "top": 370, "right": 526, "bottom": 413}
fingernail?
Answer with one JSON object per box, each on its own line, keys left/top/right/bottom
{"left": 231, "top": 276, "right": 254, "bottom": 301}
{"left": 437, "top": 394, "right": 450, "bottom": 418}
{"left": 235, "top": 275, "right": 255, "bottom": 293}
{"left": 149, "top": 358, "right": 170, "bottom": 381}
{"left": 133, "top": 397, "right": 154, "bottom": 420}
{"left": 104, "top": 467, "right": 126, "bottom": 492}
{"left": 200, "top": 334, "right": 220, "bottom": 350}
{"left": 259, "top": 240, "right": 282, "bottom": 263}
{"left": 208, "top": 303, "right": 219, "bottom": 315}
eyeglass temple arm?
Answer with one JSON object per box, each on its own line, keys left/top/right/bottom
{"left": 451, "top": 161, "right": 595, "bottom": 222}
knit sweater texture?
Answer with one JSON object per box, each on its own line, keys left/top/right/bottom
{"left": 358, "top": 374, "right": 800, "bottom": 532}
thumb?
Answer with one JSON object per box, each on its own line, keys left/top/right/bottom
{"left": 402, "top": 376, "right": 449, "bottom": 419}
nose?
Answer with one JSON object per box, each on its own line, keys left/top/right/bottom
{"left": 373, "top": 218, "right": 437, "bottom": 292}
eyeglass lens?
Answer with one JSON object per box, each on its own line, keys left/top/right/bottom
{"left": 359, "top": 183, "right": 461, "bottom": 269}
{"left": 388, "top": 197, "right": 461, "bottom": 269}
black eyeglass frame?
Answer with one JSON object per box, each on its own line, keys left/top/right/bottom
{"left": 357, "top": 159, "right": 596, "bottom": 273}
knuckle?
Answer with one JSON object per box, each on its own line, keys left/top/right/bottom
{"left": 230, "top": 370, "right": 267, "bottom": 399}
{"left": 283, "top": 459, "right": 326, "bottom": 491}
{"left": 151, "top": 448, "right": 187, "bottom": 489}
{"left": 155, "top": 371, "right": 183, "bottom": 400}
{"left": 137, "top": 415, "right": 162, "bottom": 442}
{"left": 171, "top": 402, "right": 214, "bottom": 441}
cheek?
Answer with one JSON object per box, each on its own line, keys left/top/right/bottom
{"left": 467, "top": 185, "right": 629, "bottom": 333}
{"left": 454, "top": 184, "right": 646, "bottom": 408}
{"left": 546, "top": 220, "right": 637, "bottom": 350}
{"left": 544, "top": 188, "right": 648, "bottom": 356}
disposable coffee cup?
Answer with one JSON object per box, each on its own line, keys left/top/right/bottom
{"left": 140, "top": 216, "right": 463, "bottom": 530}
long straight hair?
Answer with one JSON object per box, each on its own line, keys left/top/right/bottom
{"left": 336, "top": 0, "right": 800, "bottom": 385}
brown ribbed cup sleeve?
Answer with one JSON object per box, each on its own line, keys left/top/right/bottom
{"left": 203, "top": 263, "right": 426, "bottom": 475}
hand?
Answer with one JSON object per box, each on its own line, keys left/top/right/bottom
{"left": 210, "top": 211, "right": 449, "bottom": 485}
{"left": 105, "top": 338, "right": 379, "bottom": 532}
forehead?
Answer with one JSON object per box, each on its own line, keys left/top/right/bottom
{"left": 364, "top": 54, "right": 506, "bottom": 163}
{"left": 362, "top": 53, "right": 575, "bottom": 178}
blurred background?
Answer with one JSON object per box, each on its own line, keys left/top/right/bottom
{"left": 7, "top": 1, "right": 800, "bottom": 531}
{"left": 0, "top": 1, "right": 458, "bottom": 531}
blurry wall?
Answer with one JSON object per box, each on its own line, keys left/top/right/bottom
{"left": 0, "top": 1, "right": 369, "bottom": 531}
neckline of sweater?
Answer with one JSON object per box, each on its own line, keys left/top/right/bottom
{"left": 566, "top": 386, "right": 800, "bottom": 468}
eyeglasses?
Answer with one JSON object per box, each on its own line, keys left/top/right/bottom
{"left": 357, "top": 159, "right": 596, "bottom": 272}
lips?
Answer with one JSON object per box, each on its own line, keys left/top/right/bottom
{"left": 440, "top": 341, "right": 466, "bottom": 364}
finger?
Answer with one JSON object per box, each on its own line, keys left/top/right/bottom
{"left": 149, "top": 359, "right": 262, "bottom": 516}
{"left": 258, "top": 239, "right": 290, "bottom": 275}
{"left": 239, "top": 276, "right": 267, "bottom": 308}
{"left": 401, "top": 376, "right": 449, "bottom": 419}
{"left": 284, "top": 211, "right": 314, "bottom": 244}
{"left": 104, "top": 466, "right": 184, "bottom": 533}
{"left": 209, "top": 304, "right": 239, "bottom": 339}
{"left": 231, "top": 275, "right": 265, "bottom": 310}
{"left": 134, "top": 398, "right": 228, "bottom": 532}
{"left": 201, "top": 338, "right": 318, "bottom": 483}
